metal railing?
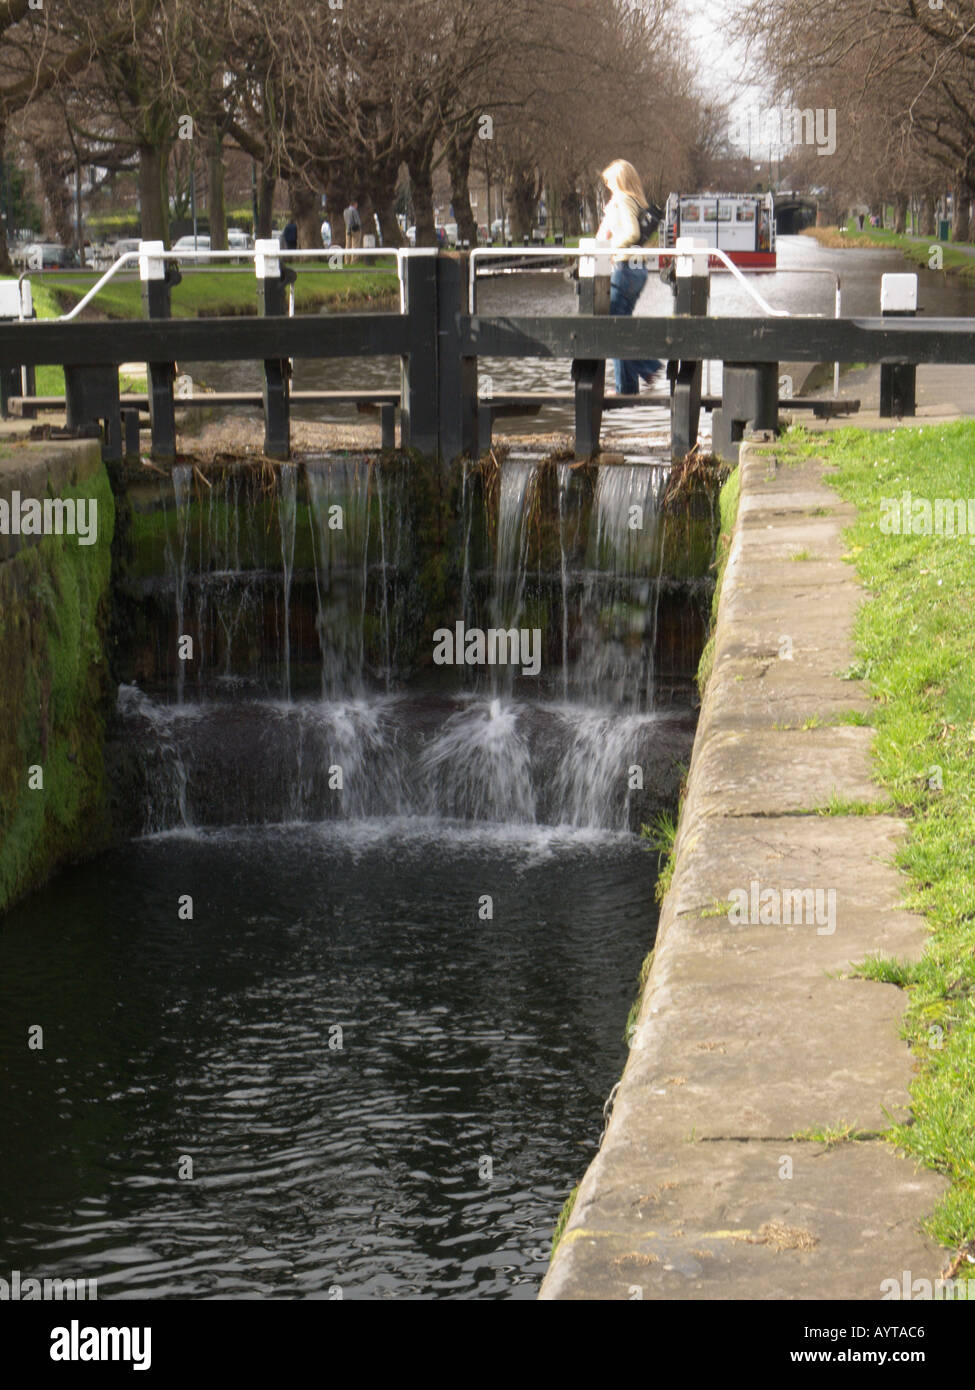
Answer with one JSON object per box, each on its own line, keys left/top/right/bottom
{"left": 468, "top": 244, "right": 791, "bottom": 318}
{"left": 55, "top": 244, "right": 407, "bottom": 322}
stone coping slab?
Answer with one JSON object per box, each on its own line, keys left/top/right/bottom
{"left": 541, "top": 438, "right": 943, "bottom": 1300}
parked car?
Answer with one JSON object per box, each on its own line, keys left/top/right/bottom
{"left": 112, "top": 238, "right": 142, "bottom": 257}
{"left": 227, "top": 228, "right": 252, "bottom": 251}
{"left": 23, "top": 242, "right": 78, "bottom": 270}
{"left": 172, "top": 233, "right": 211, "bottom": 264}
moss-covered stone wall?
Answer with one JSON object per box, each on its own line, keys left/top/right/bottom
{"left": 0, "top": 441, "right": 115, "bottom": 915}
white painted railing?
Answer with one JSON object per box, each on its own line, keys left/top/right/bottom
{"left": 467, "top": 243, "right": 792, "bottom": 318}
{"left": 55, "top": 243, "right": 406, "bottom": 322}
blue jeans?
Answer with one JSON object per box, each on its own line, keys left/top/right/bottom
{"left": 609, "top": 262, "right": 662, "bottom": 394}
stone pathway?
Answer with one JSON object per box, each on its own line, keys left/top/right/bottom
{"left": 541, "top": 441, "right": 946, "bottom": 1300}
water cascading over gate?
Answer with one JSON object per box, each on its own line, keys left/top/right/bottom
{"left": 115, "top": 454, "right": 704, "bottom": 836}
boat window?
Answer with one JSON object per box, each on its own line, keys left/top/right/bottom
{"left": 681, "top": 204, "right": 701, "bottom": 222}
{"left": 703, "top": 205, "right": 733, "bottom": 222}
{"left": 736, "top": 207, "right": 755, "bottom": 222}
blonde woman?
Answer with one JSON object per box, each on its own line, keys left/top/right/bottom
{"left": 596, "top": 159, "right": 662, "bottom": 395}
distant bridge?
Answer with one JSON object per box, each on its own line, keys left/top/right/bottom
{"left": 775, "top": 193, "right": 818, "bottom": 235}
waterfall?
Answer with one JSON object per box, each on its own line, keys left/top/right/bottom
{"left": 169, "top": 465, "right": 192, "bottom": 704}
{"left": 278, "top": 464, "right": 297, "bottom": 701}
{"left": 573, "top": 462, "right": 668, "bottom": 710}
{"left": 305, "top": 456, "right": 409, "bottom": 697}
{"left": 119, "top": 453, "right": 694, "bottom": 838}
{"left": 117, "top": 684, "right": 194, "bottom": 832}
{"left": 492, "top": 460, "right": 536, "bottom": 632}
{"left": 420, "top": 697, "right": 535, "bottom": 823}
{"left": 557, "top": 462, "right": 572, "bottom": 704}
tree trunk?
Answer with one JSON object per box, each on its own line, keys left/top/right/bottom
{"left": 75, "top": 162, "right": 84, "bottom": 264}
{"left": 207, "top": 131, "right": 227, "bottom": 250}
{"left": 919, "top": 193, "right": 936, "bottom": 237}
{"left": 359, "top": 192, "right": 377, "bottom": 245}
{"left": 290, "top": 179, "right": 322, "bottom": 248}
{"left": 560, "top": 187, "right": 581, "bottom": 238}
{"left": 407, "top": 147, "right": 436, "bottom": 246}
{"left": 325, "top": 177, "right": 349, "bottom": 244}
{"left": 447, "top": 125, "right": 478, "bottom": 245}
{"left": 138, "top": 142, "right": 169, "bottom": 243}
{"left": 0, "top": 119, "right": 11, "bottom": 275}
{"left": 369, "top": 182, "right": 403, "bottom": 248}
{"left": 257, "top": 166, "right": 276, "bottom": 239}
{"left": 893, "top": 193, "right": 908, "bottom": 235}
{"left": 37, "top": 150, "right": 74, "bottom": 246}
{"left": 508, "top": 164, "right": 538, "bottom": 241}
{"left": 952, "top": 181, "right": 971, "bottom": 242}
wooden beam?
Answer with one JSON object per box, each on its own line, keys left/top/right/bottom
{"left": 463, "top": 315, "right": 975, "bottom": 363}
{"left": 0, "top": 315, "right": 412, "bottom": 368}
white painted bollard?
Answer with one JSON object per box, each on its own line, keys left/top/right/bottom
{"left": 138, "top": 240, "right": 166, "bottom": 282}
{"left": 578, "top": 236, "right": 613, "bottom": 279}
{"left": 674, "top": 234, "right": 706, "bottom": 280}
{"left": 879, "top": 273, "right": 918, "bottom": 418}
{"left": 880, "top": 272, "right": 918, "bottom": 313}
{"left": 0, "top": 278, "right": 33, "bottom": 399}
{"left": 254, "top": 238, "right": 281, "bottom": 281}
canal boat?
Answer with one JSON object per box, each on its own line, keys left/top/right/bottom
{"left": 661, "top": 191, "right": 776, "bottom": 270}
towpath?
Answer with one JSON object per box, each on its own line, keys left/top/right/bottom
{"left": 541, "top": 434, "right": 948, "bottom": 1300}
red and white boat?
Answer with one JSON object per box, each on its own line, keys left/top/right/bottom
{"left": 661, "top": 192, "right": 776, "bottom": 270}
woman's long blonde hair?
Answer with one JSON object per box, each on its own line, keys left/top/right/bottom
{"left": 601, "top": 159, "right": 647, "bottom": 209}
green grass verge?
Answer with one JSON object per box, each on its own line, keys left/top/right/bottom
{"left": 695, "top": 465, "right": 740, "bottom": 698}
{"left": 551, "top": 1185, "right": 579, "bottom": 1256}
{"left": 780, "top": 420, "right": 975, "bottom": 1255}
{"left": 802, "top": 223, "right": 975, "bottom": 285}
{"left": 34, "top": 266, "right": 399, "bottom": 321}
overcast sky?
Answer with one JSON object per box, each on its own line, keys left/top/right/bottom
{"left": 683, "top": 0, "right": 768, "bottom": 131}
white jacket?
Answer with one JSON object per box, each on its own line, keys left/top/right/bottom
{"left": 597, "top": 192, "right": 643, "bottom": 250}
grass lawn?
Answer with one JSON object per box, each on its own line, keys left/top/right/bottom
{"left": 780, "top": 421, "right": 975, "bottom": 1260}
{"left": 802, "top": 222, "right": 975, "bottom": 286}
{"left": 32, "top": 265, "right": 400, "bottom": 321}
{"left": 4, "top": 265, "right": 400, "bottom": 399}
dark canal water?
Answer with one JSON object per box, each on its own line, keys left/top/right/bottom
{"left": 0, "top": 823, "right": 655, "bottom": 1299}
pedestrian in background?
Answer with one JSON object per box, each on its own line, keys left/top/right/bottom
{"left": 596, "top": 159, "right": 662, "bottom": 395}
{"left": 344, "top": 200, "right": 362, "bottom": 263}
